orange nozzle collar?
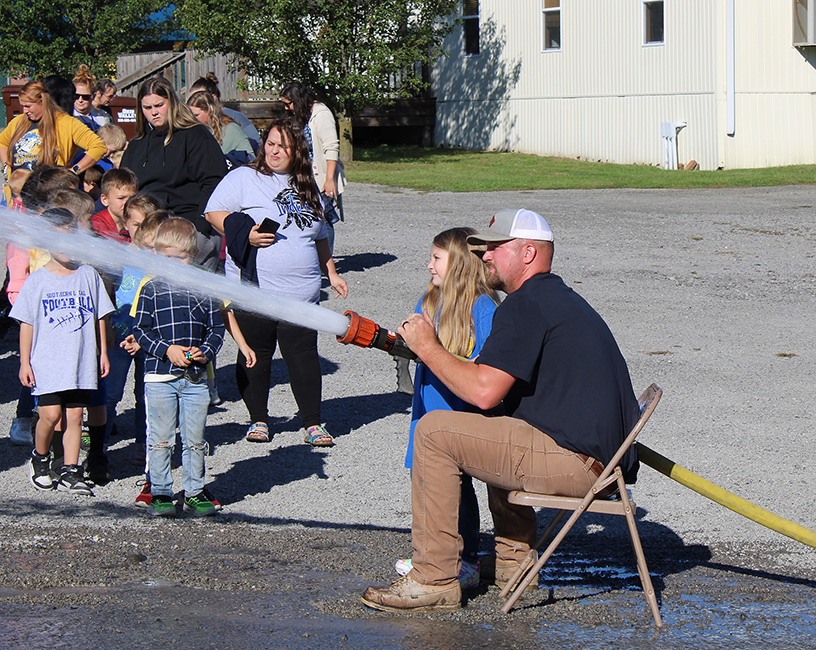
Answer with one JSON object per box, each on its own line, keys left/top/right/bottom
{"left": 337, "top": 310, "right": 379, "bottom": 348}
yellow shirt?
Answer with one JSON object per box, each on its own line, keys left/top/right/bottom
{"left": 0, "top": 112, "right": 106, "bottom": 168}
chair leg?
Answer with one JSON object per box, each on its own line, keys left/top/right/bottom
{"left": 618, "top": 485, "right": 663, "bottom": 627}
{"left": 534, "top": 509, "right": 567, "bottom": 551}
{"left": 497, "top": 548, "right": 538, "bottom": 600}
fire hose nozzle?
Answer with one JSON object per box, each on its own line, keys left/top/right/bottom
{"left": 337, "top": 310, "right": 378, "bottom": 347}
{"left": 337, "top": 311, "right": 417, "bottom": 361}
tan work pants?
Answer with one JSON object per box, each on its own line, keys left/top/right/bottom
{"left": 410, "top": 410, "right": 600, "bottom": 585}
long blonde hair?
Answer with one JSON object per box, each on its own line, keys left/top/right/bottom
{"left": 6, "top": 81, "right": 64, "bottom": 168}
{"left": 134, "top": 77, "right": 201, "bottom": 145}
{"left": 187, "top": 91, "right": 235, "bottom": 145}
{"left": 421, "top": 227, "right": 499, "bottom": 358}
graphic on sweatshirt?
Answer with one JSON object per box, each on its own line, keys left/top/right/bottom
{"left": 42, "top": 288, "right": 96, "bottom": 333}
{"left": 274, "top": 187, "right": 321, "bottom": 231}
{"left": 13, "top": 130, "right": 42, "bottom": 170}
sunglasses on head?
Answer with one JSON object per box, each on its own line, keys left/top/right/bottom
{"left": 74, "top": 93, "right": 92, "bottom": 101}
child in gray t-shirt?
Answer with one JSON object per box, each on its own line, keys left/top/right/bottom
{"left": 10, "top": 208, "right": 114, "bottom": 495}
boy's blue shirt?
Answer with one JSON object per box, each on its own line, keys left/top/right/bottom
{"left": 111, "top": 265, "right": 146, "bottom": 344}
{"left": 132, "top": 278, "right": 225, "bottom": 376}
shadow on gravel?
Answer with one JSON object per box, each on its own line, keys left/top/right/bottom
{"left": 211, "top": 443, "right": 330, "bottom": 501}
{"left": 0, "top": 439, "right": 30, "bottom": 474}
{"left": 0, "top": 348, "right": 22, "bottom": 408}
{"left": 701, "top": 560, "right": 816, "bottom": 589}
{"left": 321, "top": 391, "right": 412, "bottom": 438}
{"left": 519, "top": 505, "right": 816, "bottom": 617}
{"left": 498, "top": 506, "right": 695, "bottom": 611}
{"left": 333, "top": 252, "right": 398, "bottom": 274}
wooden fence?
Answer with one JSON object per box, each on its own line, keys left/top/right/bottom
{"left": 115, "top": 50, "right": 276, "bottom": 101}
{"left": 113, "top": 51, "right": 436, "bottom": 145}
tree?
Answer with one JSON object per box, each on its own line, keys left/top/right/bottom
{"left": 0, "top": 0, "right": 178, "bottom": 78}
{"left": 178, "top": 0, "right": 456, "bottom": 117}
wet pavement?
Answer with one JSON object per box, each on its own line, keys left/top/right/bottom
{"left": 0, "top": 517, "right": 814, "bottom": 650}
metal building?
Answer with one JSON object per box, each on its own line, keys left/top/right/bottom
{"left": 432, "top": 1, "right": 816, "bottom": 169}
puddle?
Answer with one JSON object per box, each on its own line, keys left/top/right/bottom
{"left": 0, "top": 524, "right": 814, "bottom": 649}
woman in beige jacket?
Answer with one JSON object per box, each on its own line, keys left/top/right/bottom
{"left": 280, "top": 82, "right": 345, "bottom": 251}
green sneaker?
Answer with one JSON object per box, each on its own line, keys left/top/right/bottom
{"left": 184, "top": 491, "right": 217, "bottom": 517}
{"left": 148, "top": 494, "right": 176, "bottom": 517}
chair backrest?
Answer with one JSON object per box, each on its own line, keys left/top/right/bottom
{"left": 595, "top": 383, "right": 662, "bottom": 483}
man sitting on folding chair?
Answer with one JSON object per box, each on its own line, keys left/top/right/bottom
{"left": 362, "top": 208, "right": 641, "bottom": 613}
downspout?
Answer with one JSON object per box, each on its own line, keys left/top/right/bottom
{"left": 726, "top": 0, "right": 735, "bottom": 135}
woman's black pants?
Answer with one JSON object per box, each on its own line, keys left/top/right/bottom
{"left": 233, "top": 311, "right": 322, "bottom": 429}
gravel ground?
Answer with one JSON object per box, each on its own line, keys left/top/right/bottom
{"left": 1, "top": 183, "right": 815, "bottom": 648}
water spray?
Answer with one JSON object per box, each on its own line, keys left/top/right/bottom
{"left": 0, "top": 207, "right": 415, "bottom": 393}
{"left": 0, "top": 207, "right": 351, "bottom": 335}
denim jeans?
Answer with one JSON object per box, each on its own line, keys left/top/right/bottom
{"left": 322, "top": 192, "right": 342, "bottom": 254}
{"left": 105, "top": 345, "right": 146, "bottom": 444}
{"left": 145, "top": 377, "right": 210, "bottom": 498}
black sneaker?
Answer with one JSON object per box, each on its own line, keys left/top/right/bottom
{"left": 86, "top": 452, "right": 111, "bottom": 486}
{"left": 56, "top": 465, "right": 94, "bottom": 496}
{"left": 50, "top": 455, "right": 64, "bottom": 482}
{"left": 29, "top": 450, "right": 54, "bottom": 490}
{"left": 183, "top": 491, "right": 218, "bottom": 517}
{"left": 149, "top": 494, "right": 176, "bottom": 517}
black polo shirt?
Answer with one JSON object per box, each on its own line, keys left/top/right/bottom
{"left": 477, "top": 272, "right": 640, "bottom": 482}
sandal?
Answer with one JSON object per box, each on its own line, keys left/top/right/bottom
{"left": 245, "top": 422, "right": 270, "bottom": 443}
{"left": 304, "top": 425, "right": 334, "bottom": 447}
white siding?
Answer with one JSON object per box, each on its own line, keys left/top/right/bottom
{"left": 722, "top": 1, "right": 816, "bottom": 167}
{"left": 433, "top": 0, "right": 816, "bottom": 169}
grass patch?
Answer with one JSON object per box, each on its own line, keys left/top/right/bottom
{"left": 346, "top": 146, "right": 816, "bottom": 192}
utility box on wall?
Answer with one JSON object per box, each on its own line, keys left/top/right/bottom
{"left": 794, "top": 0, "right": 816, "bottom": 46}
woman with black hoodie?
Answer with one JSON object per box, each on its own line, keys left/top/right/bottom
{"left": 121, "top": 77, "right": 227, "bottom": 270}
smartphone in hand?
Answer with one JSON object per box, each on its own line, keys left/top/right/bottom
{"left": 257, "top": 218, "right": 280, "bottom": 235}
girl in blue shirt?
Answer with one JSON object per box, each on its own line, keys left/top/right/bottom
{"left": 396, "top": 227, "right": 500, "bottom": 589}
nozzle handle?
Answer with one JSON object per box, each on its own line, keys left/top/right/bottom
{"left": 390, "top": 334, "right": 418, "bottom": 361}
{"left": 395, "top": 356, "right": 415, "bottom": 395}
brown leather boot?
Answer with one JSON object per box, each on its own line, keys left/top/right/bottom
{"left": 481, "top": 554, "right": 539, "bottom": 593}
{"left": 361, "top": 574, "right": 461, "bottom": 613}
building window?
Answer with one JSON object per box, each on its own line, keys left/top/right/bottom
{"left": 541, "top": 0, "right": 561, "bottom": 51}
{"left": 643, "top": 0, "right": 664, "bottom": 45}
{"left": 463, "top": 0, "right": 479, "bottom": 55}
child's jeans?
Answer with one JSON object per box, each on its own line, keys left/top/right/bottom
{"left": 145, "top": 377, "right": 209, "bottom": 498}
{"left": 106, "top": 345, "right": 146, "bottom": 443}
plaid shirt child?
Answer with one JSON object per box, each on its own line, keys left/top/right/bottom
{"left": 132, "top": 279, "right": 225, "bottom": 376}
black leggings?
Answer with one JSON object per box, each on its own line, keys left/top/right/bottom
{"left": 234, "top": 311, "right": 322, "bottom": 428}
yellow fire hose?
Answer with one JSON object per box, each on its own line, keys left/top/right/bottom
{"left": 636, "top": 443, "right": 816, "bottom": 549}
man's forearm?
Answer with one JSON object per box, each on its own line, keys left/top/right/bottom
{"left": 416, "top": 342, "right": 507, "bottom": 411}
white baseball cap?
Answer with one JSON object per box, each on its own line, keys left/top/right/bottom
{"left": 466, "top": 209, "right": 554, "bottom": 245}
